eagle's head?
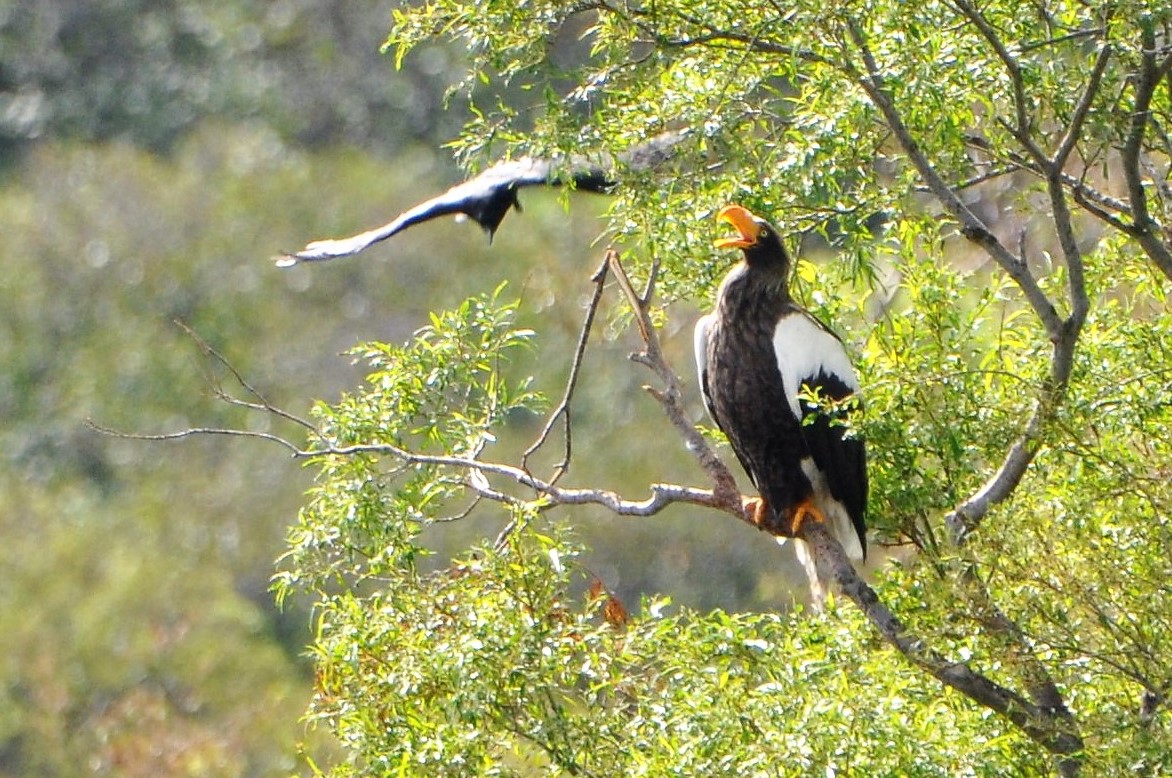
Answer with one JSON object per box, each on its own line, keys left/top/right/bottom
{"left": 713, "top": 204, "right": 790, "bottom": 275}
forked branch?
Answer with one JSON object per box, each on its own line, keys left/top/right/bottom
{"left": 1121, "top": 21, "right": 1172, "bottom": 280}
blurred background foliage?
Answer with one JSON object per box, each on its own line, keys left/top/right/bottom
{"left": 11, "top": 0, "right": 1171, "bottom": 773}
{"left": 0, "top": 2, "right": 805, "bottom": 774}
{"left": 0, "top": 0, "right": 468, "bottom": 159}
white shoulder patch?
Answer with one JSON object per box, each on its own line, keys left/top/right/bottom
{"left": 693, "top": 312, "right": 714, "bottom": 394}
{"left": 772, "top": 313, "right": 859, "bottom": 418}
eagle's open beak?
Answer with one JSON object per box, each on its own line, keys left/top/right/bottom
{"left": 713, "top": 204, "right": 761, "bottom": 250}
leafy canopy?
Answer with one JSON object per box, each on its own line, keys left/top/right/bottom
{"left": 282, "top": 1, "right": 1172, "bottom": 775}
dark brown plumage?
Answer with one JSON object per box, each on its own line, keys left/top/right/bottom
{"left": 695, "top": 205, "right": 867, "bottom": 577}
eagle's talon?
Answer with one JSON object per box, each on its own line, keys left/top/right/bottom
{"left": 790, "top": 499, "right": 827, "bottom": 535}
{"left": 742, "top": 496, "right": 769, "bottom": 528}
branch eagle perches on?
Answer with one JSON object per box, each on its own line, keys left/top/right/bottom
{"left": 92, "top": 247, "right": 1084, "bottom": 770}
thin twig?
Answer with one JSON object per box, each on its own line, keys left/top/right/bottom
{"left": 1053, "top": 45, "right": 1112, "bottom": 170}
{"left": 175, "top": 319, "right": 317, "bottom": 432}
{"left": 521, "top": 256, "right": 610, "bottom": 483}
{"left": 84, "top": 420, "right": 305, "bottom": 456}
{"left": 947, "top": 0, "right": 1039, "bottom": 156}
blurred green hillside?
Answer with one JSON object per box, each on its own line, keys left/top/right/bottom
{"left": 0, "top": 4, "right": 804, "bottom": 773}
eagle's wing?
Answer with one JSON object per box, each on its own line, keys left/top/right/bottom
{"left": 694, "top": 311, "right": 764, "bottom": 493}
{"left": 693, "top": 312, "right": 717, "bottom": 422}
{"left": 772, "top": 311, "right": 867, "bottom": 558}
{"left": 277, "top": 131, "right": 686, "bottom": 266}
{"left": 277, "top": 160, "right": 568, "bottom": 265}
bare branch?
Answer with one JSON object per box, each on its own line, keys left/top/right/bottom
{"left": 1071, "top": 184, "right": 1134, "bottom": 233}
{"left": 627, "top": 5, "right": 835, "bottom": 69}
{"left": 843, "top": 18, "right": 1065, "bottom": 341}
{"left": 85, "top": 420, "right": 306, "bottom": 457}
{"left": 521, "top": 257, "right": 609, "bottom": 483}
{"left": 316, "top": 440, "right": 728, "bottom": 515}
{"left": 90, "top": 414, "right": 734, "bottom": 520}
{"left": 1019, "top": 27, "right": 1105, "bottom": 53}
{"left": 605, "top": 249, "right": 741, "bottom": 510}
{"left": 1122, "top": 21, "right": 1172, "bottom": 280}
{"left": 923, "top": 165, "right": 1019, "bottom": 195}
{"left": 175, "top": 319, "right": 317, "bottom": 432}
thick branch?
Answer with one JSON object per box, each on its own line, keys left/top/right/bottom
{"left": 1122, "top": 22, "right": 1172, "bottom": 281}
{"left": 801, "top": 521, "right": 1083, "bottom": 769}
{"left": 843, "top": 19, "right": 1064, "bottom": 342}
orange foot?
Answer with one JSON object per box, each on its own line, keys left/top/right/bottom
{"left": 742, "top": 496, "right": 769, "bottom": 528}
{"left": 789, "top": 498, "right": 827, "bottom": 536}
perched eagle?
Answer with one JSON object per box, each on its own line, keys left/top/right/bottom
{"left": 694, "top": 205, "right": 867, "bottom": 596}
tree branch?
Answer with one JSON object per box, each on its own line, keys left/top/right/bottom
{"left": 175, "top": 319, "right": 317, "bottom": 433}
{"left": 839, "top": 17, "right": 1075, "bottom": 546}
{"left": 945, "top": 43, "right": 1108, "bottom": 540}
{"left": 521, "top": 256, "right": 609, "bottom": 484}
{"left": 843, "top": 18, "right": 1065, "bottom": 342}
{"left": 1121, "top": 21, "right": 1172, "bottom": 281}
{"left": 84, "top": 421, "right": 306, "bottom": 456}
{"left": 604, "top": 249, "right": 741, "bottom": 510}
{"left": 961, "top": 566, "right": 1081, "bottom": 757}
{"left": 949, "top": 0, "right": 1049, "bottom": 165}
{"left": 92, "top": 415, "right": 732, "bottom": 517}
{"left": 802, "top": 520, "right": 1084, "bottom": 772}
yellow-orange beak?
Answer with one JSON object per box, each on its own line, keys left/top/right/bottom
{"left": 713, "top": 204, "right": 761, "bottom": 250}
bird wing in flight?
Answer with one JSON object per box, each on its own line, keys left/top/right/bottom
{"left": 276, "top": 131, "right": 685, "bottom": 266}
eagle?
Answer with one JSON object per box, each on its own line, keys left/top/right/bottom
{"left": 694, "top": 205, "right": 867, "bottom": 598}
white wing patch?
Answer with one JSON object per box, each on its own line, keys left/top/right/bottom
{"left": 693, "top": 312, "right": 715, "bottom": 401}
{"left": 772, "top": 313, "right": 859, "bottom": 418}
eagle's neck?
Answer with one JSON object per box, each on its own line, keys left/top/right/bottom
{"left": 717, "top": 261, "right": 792, "bottom": 315}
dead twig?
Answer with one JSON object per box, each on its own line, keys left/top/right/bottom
{"left": 521, "top": 256, "right": 609, "bottom": 484}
